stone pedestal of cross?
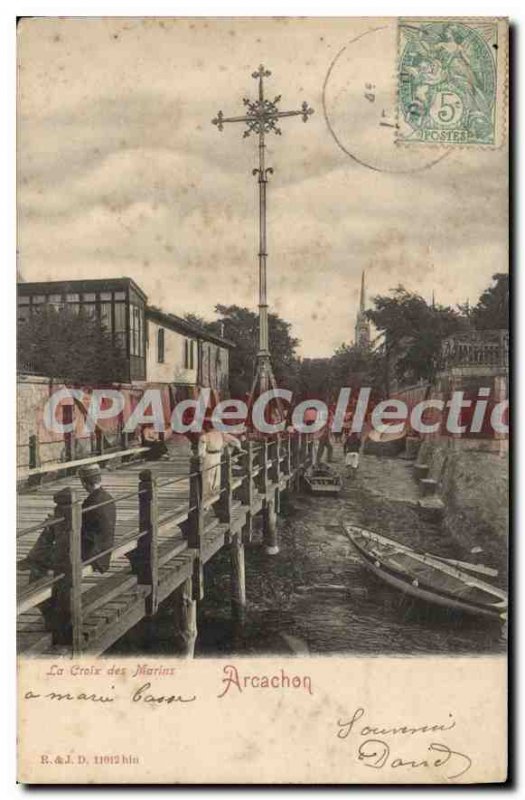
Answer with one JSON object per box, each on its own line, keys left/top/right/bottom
{"left": 212, "top": 65, "right": 314, "bottom": 405}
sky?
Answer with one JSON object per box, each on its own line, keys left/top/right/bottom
{"left": 17, "top": 17, "right": 508, "bottom": 356}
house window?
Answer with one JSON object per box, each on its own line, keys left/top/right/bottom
{"left": 130, "top": 304, "right": 144, "bottom": 356}
{"left": 157, "top": 328, "right": 165, "bottom": 363}
{"left": 114, "top": 300, "right": 127, "bottom": 351}
{"left": 100, "top": 300, "right": 112, "bottom": 332}
{"left": 184, "top": 338, "right": 195, "bottom": 370}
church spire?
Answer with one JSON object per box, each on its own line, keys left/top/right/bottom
{"left": 355, "top": 270, "right": 371, "bottom": 349}
{"left": 360, "top": 269, "right": 366, "bottom": 313}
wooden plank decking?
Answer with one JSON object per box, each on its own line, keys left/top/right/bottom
{"left": 17, "top": 433, "right": 313, "bottom": 657}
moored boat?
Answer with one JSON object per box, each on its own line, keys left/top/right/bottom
{"left": 343, "top": 524, "right": 507, "bottom": 621}
{"left": 363, "top": 427, "right": 407, "bottom": 457}
{"left": 304, "top": 464, "right": 342, "bottom": 495}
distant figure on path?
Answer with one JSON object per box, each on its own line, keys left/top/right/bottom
{"left": 343, "top": 431, "right": 362, "bottom": 474}
{"left": 142, "top": 425, "right": 169, "bottom": 461}
{"left": 199, "top": 420, "right": 243, "bottom": 500}
{"left": 316, "top": 407, "right": 335, "bottom": 465}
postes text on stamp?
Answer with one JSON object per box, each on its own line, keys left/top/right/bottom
{"left": 397, "top": 19, "right": 501, "bottom": 146}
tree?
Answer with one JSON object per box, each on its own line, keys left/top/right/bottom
{"left": 185, "top": 305, "right": 299, "bottom": 397}
{"left": 183, "top": 313, "right": 218, "bottom": 334}
{"left": 17, "top": 306, "right": 128, "bottom": 383}
{"left": 366, "top": 286, "right": 467, "bottom": 389}
{"left": 297, "top": 357, "right": 333, "bottom": 399}
{"left": 216, "top": 304, "right": 300, "bottom": 396}
{"left": 330, "top": 344, "right": 383, "bottom": 394}
{"left": 471, "top": 273, "right": 509, "bottom": 330}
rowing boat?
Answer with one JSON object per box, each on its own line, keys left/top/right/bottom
{"left": 343, "top": 524, "right": 507, "bottom": 621}
{"left": 304, "top": 465, "right": 342, "bottom": 495}
{"left": 363, "top": 427, "right": 406, "bottom": 457}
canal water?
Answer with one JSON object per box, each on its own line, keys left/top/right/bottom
{"left": 112, "top": 452, "right": 506, "bottom": 657}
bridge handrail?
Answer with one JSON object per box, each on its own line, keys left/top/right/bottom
{"left": 17, "top": 431, "right": 314, "bottom": 653}
{"left": 17, "top": 445, "right": 150, "bottom": 479}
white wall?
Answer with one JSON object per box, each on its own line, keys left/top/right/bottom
{"left": 146, "top": 319, "right": 198, "bottom": 385}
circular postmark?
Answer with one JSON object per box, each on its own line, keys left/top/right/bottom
{"left": 398, "top": 21, "right": 496, "bottom": 145}
{"left": 322, "top": 24, "right": 451, "bottom": 173}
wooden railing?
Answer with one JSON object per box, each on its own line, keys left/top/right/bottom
{"left": 17, "top": 433, "right": 313, "bottom": 655}
{"left": 17, "top": 440, "right": 149, "bottom": 483}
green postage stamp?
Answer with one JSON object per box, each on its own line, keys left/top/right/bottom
{"left": 397, "top": 18, "right": 507, "bottom": 147}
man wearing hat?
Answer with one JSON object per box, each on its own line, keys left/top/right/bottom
{"left": 77, "top": 463, "right": 116, "bottom": 572}
{"left": 24, "top": 462, "right": 116, "bottom": 580}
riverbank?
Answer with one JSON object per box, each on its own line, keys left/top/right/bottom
{"left": 109, "top": 444, "right": 506, "bottom": 657}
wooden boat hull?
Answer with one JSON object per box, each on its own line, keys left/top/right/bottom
{"left": 363, "top": 431, "right": 407, "bottom": 457}
{"left": 304, "top": 467, "right": 342, "bottom": 495}
{"left": 344, "top": 525, "right": 507, "bottom": 621}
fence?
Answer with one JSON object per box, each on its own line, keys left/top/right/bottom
{"left": 17, "top": 433, "right": 313, "bottom": 655}
{"left": 440, "top": 330, "right": 509, "bottom": 370}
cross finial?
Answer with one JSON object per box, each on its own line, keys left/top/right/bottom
{"left": 301, "top": 100, "right": 314, "bottom": 122}
{"left": 212, "top": 110, "right": 224, "bottom": 131}
{"left": 252, "top": 64, "right": 271, "bottom": 79}
{"left": 211, "top": 66, "right": 314, "bottom": 139}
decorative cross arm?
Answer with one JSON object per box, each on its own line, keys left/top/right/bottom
{"left": 211, "top": 65, "right": 314, "bottom": 138}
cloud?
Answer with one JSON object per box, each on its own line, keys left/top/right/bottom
{"left": 18, "top": 17, "right": 508, "bottom": 357}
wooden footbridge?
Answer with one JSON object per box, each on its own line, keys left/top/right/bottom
{"left": 17, "top": 433, "right": 314, "bottom": 657}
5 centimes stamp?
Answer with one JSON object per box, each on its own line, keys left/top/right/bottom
{"left": 397, "top": 18, "right": 507, "bottom": 147}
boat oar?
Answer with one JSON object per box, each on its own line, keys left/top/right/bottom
{"left": 427, "top": 553, "right": 498, "bottom": 578}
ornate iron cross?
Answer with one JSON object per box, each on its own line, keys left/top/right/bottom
{"left": 212, "top": 66, "right": 313, "bottom": 396}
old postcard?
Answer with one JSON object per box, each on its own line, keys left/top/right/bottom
{"left": 16, "top": 17, "right": 508, "bottom": 784}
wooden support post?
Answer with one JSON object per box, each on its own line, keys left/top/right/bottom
{"left": 230, "top": 532, "right": 246, "bottom": 619}
{"left": 240, "top": 440, "right": 254, "bottom": 543}
{"left": 300, "top": 432, "right": 307, "bottom": 465}
{"left": 286, "top": 432, "right": 292, "bottom": 478}
{"left": 295, "top": 432, "right": 303, "bottom": 489}
{"left": 120, "top": 411, "right": 129, "bottom": 451}
{"left": 28, "top": 434, "right": 40, "bottom": 469}
{"left": 263, "top": 491, "right": 279, "bottom": 555}
{"left": 276, "top": 433, "right": 291, "bottom": 512}
{"left": 272, "top": 435, "right": 281, "bottom": 513}
{"left": 192, "top": 557, "right": 204, "bottom": 602}
{"left": 175, "top": 576, "right": 198, "bottom": 658}
{"left": 291, "top": 433, "right": 299, "bottom": 469}
{"left": 273, "top": 435, "right": 281, "bottom": 483}
{"left": 307, "top": 434, "right": 314, "bottom": 465}
{"left": 63, "top": 404, "right": 75, "bottom": 462}
{"left": 188, "top": 451, "right": 204, "bottom": 550}
{"left": 96, "top": 427, "right": 105, "bottom": 456}
{"left": 137, "top": 469, "right": 159, "bottom": 615}
{"left": 52, "top": 488, "right": 83, "bottom": 653}
{"left": 290, "top": 434, "right": 298, "bottom": 491}
{"left": 216, "top": 447, "right": 232, "bottom": 524}
{"left": 261, "top": 439, "right": 269, "bottom": 498}
{"left": 187, "top": 451, "right": 205, "bottom": 602}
